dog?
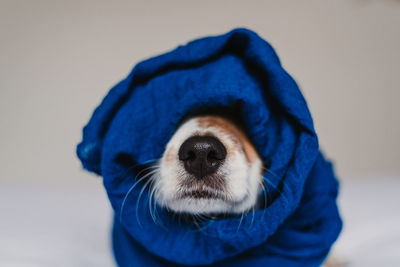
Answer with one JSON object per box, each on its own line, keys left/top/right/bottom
{"left": 150, "top": 113, "right": 264, "bottom": 217}
{"left": 77, "top": 29, "right": 342, "bottom": 266}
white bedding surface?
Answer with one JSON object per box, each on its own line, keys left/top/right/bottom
{"left": 1, "top": 176, "right": 399, "bottom": 267}
{"left": 331, "top": 176, "right": 400, "bottom": 266}
{"left": 0, "top": 179, "right": 115, "bottom": 267}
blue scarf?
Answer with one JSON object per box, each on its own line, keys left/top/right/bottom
{"left": 77, "top": 28, "right": 342, "bottom": 266}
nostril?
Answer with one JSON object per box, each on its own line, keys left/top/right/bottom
{"left": 207, "top": 150, "right": 217, "bottom": 161}
{"left": 180, "top": 150, "right": 196, "bottom": 161}
{"left": 187, "top": 151, "right": 196, "bottom": 160}
{"left": 178, "top": 135, "right": 226, "bottom": 178}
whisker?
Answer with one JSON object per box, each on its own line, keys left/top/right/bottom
{"left": 152, "top": 186, "right": 166, "bottom": 229}
{"left": 148, "top": 170, "right": 166, "bottom": 228}
{"left": 236, "top": 211, "right": 245, "bottom": 233}
{"left": 264, "top": 177, "right": 289, "bottom": 205}
{"left": 119, "top": 167, "right": 160, "bottom": 223}
{"left": 261, "top": 166, "right": 289, "bottom": 205}
{"left": 148, "top": 178, "right": 158, "bottom": 224}
{"left": 135, "top": 175, "right": 155, "bottom": 228}
{"left": 117, "top": 158, "right": 158, "bottom": 180}
{"left": 250, "top": 206, "right": 255, "bottom": 227}
{"left": 134, "top": 165, "right": 160, "bottom": 180}
{"left": 259, "top": 179, "right": 268, "bottom": 221}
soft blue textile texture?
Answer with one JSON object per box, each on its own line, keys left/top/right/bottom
{"left": 77, "top": 28, "right": 342, "bottom": 266}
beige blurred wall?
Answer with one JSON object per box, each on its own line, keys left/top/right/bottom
{"left": 0, "top": 0, "right": 399, "bottom": 183}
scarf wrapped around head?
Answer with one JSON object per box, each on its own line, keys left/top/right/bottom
{"left": 77, "top": 28, "right": 342, "bottom": 267}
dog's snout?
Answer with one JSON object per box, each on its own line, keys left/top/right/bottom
{"left": 178, "top": 136, "right": 226, "bottom": 179}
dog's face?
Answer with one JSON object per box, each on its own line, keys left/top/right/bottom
{"left": 152, "top": 115, "right": 264, "bottom": 215}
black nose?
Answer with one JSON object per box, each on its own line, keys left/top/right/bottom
{"left": 178, "top": 136, "right": 227, "bottom": 179}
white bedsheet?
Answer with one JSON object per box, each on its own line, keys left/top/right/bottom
{"left": 0, "top": 179, "right": 114, "bottom": 267}
{"left": 1, "top": 176, "right": 399, "bottom": 266}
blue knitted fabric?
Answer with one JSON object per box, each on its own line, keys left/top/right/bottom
{"left": 77, "top": 28, "right": 342, "bottom": 267}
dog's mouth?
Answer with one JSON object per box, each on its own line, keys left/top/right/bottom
{"left": 177, "top": 189, "right": 226, "bottom": 200}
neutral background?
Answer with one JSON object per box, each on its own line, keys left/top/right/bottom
{"left": 1, "top": 1, "right": 399, "bottom": 266}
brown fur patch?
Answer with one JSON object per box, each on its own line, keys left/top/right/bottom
{"left": 164, "top": 146, "right": 176, "bottom": 164}
{"left": 197, "top": 116, "right": 259, "bottom": 164}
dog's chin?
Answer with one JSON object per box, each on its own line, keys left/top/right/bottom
{"left": 165, "top": 197, "right": 236, "bottom": 215}
{"left": 162, "top": 190, "right": 254, "bottom": 215}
